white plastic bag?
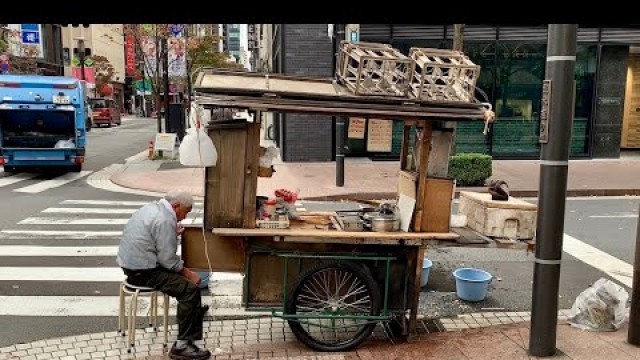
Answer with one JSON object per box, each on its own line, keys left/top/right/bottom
{"left": 259, "top": 146, "right": 279, "bottom": 168}
{"left": 179, "top": 127, "right": 217, "bottom": 167}
{"left": 54, "top": 139, "right": 75, "bottom": 148}
{"left": 568, "top": 278, "right": 629, "bottom": 331}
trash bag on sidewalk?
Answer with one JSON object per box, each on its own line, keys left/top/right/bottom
{"left": 568, "top": 278, "right": 629, "bottom": 331}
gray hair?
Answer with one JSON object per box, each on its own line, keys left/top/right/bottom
{"left": 164, "top": 189, "right": 194, "bottom": 207}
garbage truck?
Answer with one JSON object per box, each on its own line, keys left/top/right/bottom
{"left": 0, "top": 74, "right": 87, "bottom": 172}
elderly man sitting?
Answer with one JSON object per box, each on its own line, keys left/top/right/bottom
{"left": 117, "top": 189, "right": 211, "bottom": 360}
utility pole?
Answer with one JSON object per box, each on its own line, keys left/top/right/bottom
{"left": 334, "top": 23, "right": 346, "bottom": 187}
{"left": 628, "top": 203, "right": 640, "bottom": 345}
{"left": 162, "top": 33, "right": 170, "bottom": 135}
{"left": 529, "top": 24, "right": 577, "bottom": 357}
{"left": 155, "top": 25, "right": 162, "bottom": 133}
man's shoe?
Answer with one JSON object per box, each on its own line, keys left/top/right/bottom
{"left": 169, "top": 341, "right": 211, "bottom": 360}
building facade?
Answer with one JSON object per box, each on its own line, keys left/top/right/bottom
{"left": 61, "top": 24, "right": 126, "bottom": 110}
{"left": 263, "top": 24, "right": 640, "bottom": 161}
{"left": 222, "top": 24, "right": 251, "bottom": 70}
{"left": 1, "top": 24, "right": 64, "bottom": 75}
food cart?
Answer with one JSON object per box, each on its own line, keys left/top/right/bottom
{"left": 180, "top": 68, "right": 532, "bottom": 352}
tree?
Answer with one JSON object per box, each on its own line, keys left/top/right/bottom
{"left": 186, "top": 34, "right": 243, "bottom": 72}
{"left": 89, "top": 54, "right": 116, "bottom": 95}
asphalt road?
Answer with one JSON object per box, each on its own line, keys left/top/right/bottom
{"left": 0, "top": 116, "right": 160, "bottom": 347}
{"left": 0, "top": 118, "right": 639, "bottom": 347}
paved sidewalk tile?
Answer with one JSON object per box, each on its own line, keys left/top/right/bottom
{"left": 0, "top": 309, "right": 599, "bottom": 360}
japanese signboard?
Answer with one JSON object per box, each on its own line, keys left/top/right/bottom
{"left": 366, "top": 119, "right": 393, "bottom": 152}
{"left": 125, "top": 35, "right": 136, "bottom": 76}
{"left": 348, "top": 117, "right": 366, "bottom": 139}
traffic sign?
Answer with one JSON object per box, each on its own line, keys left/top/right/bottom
{"left": 168, "top": 24, "right": 184, "bottom": 36}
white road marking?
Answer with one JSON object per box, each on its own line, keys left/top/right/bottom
{"left": 60, "top": 199, "right": 204, "bottom": 207}
{"left": 0, "top": 173, "right": 38, "bottom": 188}
{"left": 0, "top": 267, "right": 124, "bottom": 281}
{"left": 563, "top": 234, "right": 633, "bottom": 287}
{"left": 0, "top": 296, "right": 217, "bottom": 316}
{"left": 61, "top": 200, "right": 150, "bottom": 206}
{"left": 0, "top": 230, "right": 122, "bottom": 238}
{"left": 42, "top": 207, "right": 137, "bottom": 214}
{"left": 0, "top": 246, "right": 118, "bottom": 257}
{"left": 13, "top": 171, "right": 93, "bottom": 193}
{"left": 589, "top": 215, "right": 638, "bottom": 219}
{"left": 18, "top": 217, "right": 129, "bottom": 225}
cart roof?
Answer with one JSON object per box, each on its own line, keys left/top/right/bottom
{"left": 193, "top": 69, "right": 489, "bottom": 121}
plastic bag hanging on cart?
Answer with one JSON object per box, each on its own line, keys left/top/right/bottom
{"left": 179, "top": 103, "right": 217, "bottom": 167}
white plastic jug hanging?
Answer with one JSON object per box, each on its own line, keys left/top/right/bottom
{"left": 179, "top": 127, "right": 217, "bottom": 167}
{"left": 180, "top": 102, "right": 217, "bottom": 167}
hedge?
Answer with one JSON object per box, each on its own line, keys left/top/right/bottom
{"left": 448, "top": 153, "right": 492, "bottom": 186}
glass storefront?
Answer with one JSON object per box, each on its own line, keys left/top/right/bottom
{"left": 348, "top": 33, "right": 598, "bottom": 159}
{"left": 456, "top": 42, "right": 597, "bottom": 158}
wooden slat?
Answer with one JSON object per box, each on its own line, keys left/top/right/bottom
{"left": 623, "top": 55, "right": 640, "bottom": 148}
{"left": 212, "top": 227, "right": 459, "bottom": 240}
{"left": 413, "top": 122, "right": 433, "bottom": 231}
{"left": 242, "top": 119, "right": 260, "bottom": 228}
{"left": 408, "top": 246, "right": 425, "bottom": 339}
{"left": 205, "top": 124, "right": 247, "bottom": 228}
{"left": 400, "top": 123, "right": 411, "bottom": 171}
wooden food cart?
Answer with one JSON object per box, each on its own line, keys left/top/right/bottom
{"left": 180, "top": 69, "right": 529, "bottom": 352}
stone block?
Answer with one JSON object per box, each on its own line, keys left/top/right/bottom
{"left": 459, "top": 191, "right": 537, "bottom": 239}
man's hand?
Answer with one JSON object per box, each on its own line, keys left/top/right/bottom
{"left": 176, "top": 223, "right": 185, "bottom": 236}
{"left": 179, "top": 267, "right": 201, "bottom": 285}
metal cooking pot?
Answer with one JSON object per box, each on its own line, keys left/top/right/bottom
{"left": 369, "top": 215, "right": 400, "bottom": 232}
{"left": 360, "top": 204, "right": 400, "bottom": 232}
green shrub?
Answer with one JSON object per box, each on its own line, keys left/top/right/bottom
{"left": 448, "top": 153, "right": 492, "bottom": 186}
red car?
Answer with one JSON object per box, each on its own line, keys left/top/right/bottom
{"left": 89, "top": 98, "right": 121, "bottom": 127}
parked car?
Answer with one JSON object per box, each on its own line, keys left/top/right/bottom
{"left": 88, "top": 97, "right": 121, "bottom": 127}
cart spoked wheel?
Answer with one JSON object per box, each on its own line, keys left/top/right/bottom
{"left": 285, "top": 260, "right": 381, "bottom": 352}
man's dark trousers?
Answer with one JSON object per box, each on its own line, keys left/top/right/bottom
{"left": 123, "top": 267, "right": 204, "bottom": 341}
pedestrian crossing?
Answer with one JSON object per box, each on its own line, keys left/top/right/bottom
{"left": 0, "top": 198, "right": 204, "bottom": 316}
{"left": 0, "top": 168, "right": 93, "bottom": 194}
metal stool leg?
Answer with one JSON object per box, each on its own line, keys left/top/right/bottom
{"left": 152, "top": 292, "right": 158, "bottom": 330}
{"left": 128, "top": 290, "right": 139, "bottom": 353}
{"left": 163, "top": 293, "right": 169, "bottom": 348}
{"left": 118, "top": 284, "right": 125, "bottom": 334}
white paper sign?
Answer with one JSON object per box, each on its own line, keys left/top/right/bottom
{"left": 155, "top": 133, "right": 177, "bottom": 151}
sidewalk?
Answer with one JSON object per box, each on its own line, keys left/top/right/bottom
{"left": 3, "top": 314, "right": 640, "bottom": 359}
{"left": 110, "top": 150, "right": 640, "bottom": 200}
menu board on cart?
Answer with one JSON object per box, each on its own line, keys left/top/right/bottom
{"left": 348, "top": 117, "right": 366, "bottom": 139}
{"left": 366, "top": 119, "right": 393, "bottom": 152}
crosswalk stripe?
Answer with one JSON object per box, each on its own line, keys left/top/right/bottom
{"left": 0, "top": 246, "right": 118, "bottom": 257}
{"left": 61, "top": 200, "right": 204, "bottom": 207}
{"left": 0, "top": 173, "right": 38, "bottom": 188}
{"left": 0, "top": 230, "right": 122, "bottom": 238}
{"left": 0, "top": 296, "right": 215, "bottom": 316}
{"left": 18, "top": 217, "right": 129, "bottom": 225}
{"left": 14, "top": 171, "right": 93, "bottom": 193}
{"left": 42, "top": 207, "right": 138, "bottom": 214}
{"left": 61, "top": 200, "right": 150, "bottom": 206}
{"left": 0, "top": 267, "right": 125, "bottom": 281}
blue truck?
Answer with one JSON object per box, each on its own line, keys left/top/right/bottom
{"left": 0, "top": 75, "right": 87, "bottom": 172}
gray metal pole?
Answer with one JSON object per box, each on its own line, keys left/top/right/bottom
{"left": 336, "top": 118, "right": 345, "bottom": 187}
{"left": 628, "top": 203, "right": 640, "bottom": 345}
{"left": 334, "top": 23, "right": 345, "bottom": 187}
{"left": 529, "top": 24, "right": 577, "bottom": 357}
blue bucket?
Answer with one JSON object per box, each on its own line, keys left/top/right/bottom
{"left": 453, "top": 268, "right": 492, "bottom": 302}
{"left": 421, "top": 259, "right": 433, "bottom": 287}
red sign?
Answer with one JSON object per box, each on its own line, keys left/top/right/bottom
{"left": 125, "top": 35, "right": 136, "bottom": 76}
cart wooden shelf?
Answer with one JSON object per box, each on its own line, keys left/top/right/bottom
{"left": 181, "top": 68, "right": 513, "bottom": 352}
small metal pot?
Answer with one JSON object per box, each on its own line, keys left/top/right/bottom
{"left": 369, "top": 215, "right": 400, "bottom": 232}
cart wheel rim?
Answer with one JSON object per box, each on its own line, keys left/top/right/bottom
{"left": 291, "top": 266, "right": 375, "bottom": 347}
